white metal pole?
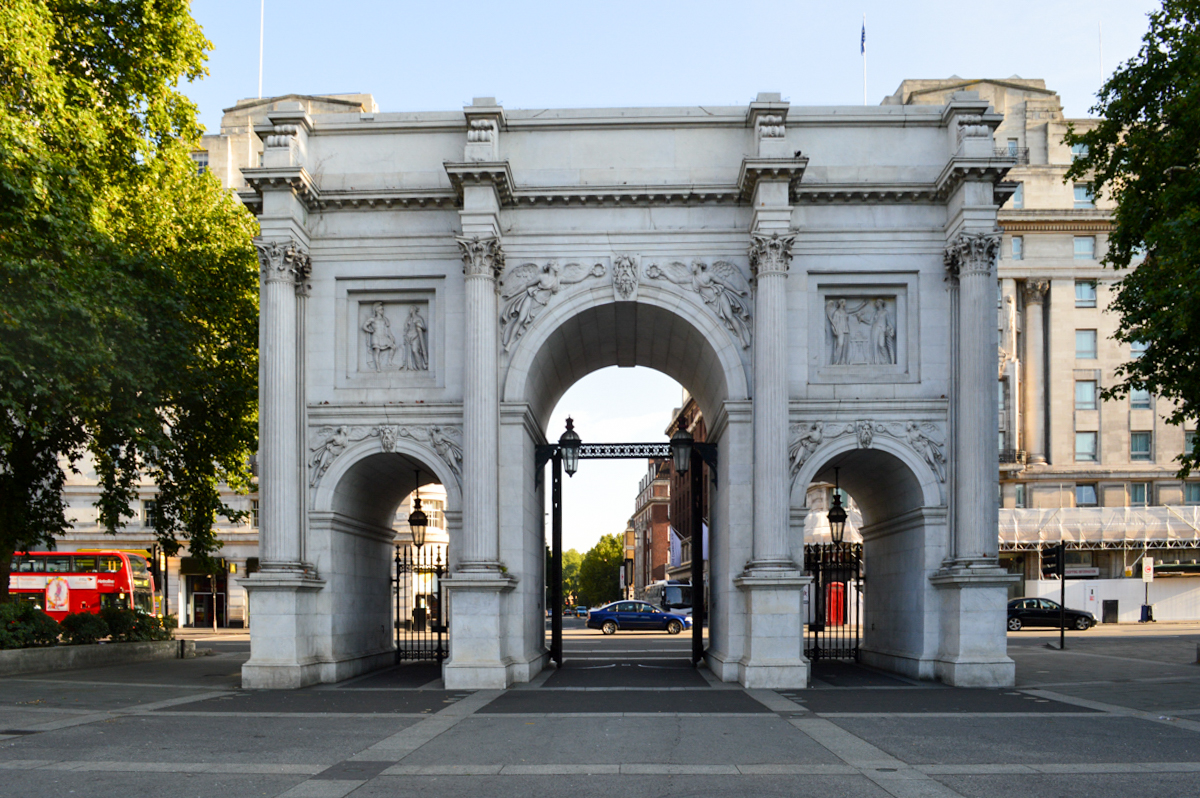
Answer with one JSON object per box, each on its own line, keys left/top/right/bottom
{"left": 1098, "top": 21, "right": 1104, "bottom": 84}
{"left": 258, "top": 0, "right": 265, "bottom": 99}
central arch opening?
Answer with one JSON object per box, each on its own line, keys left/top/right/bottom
{"left": 500, "top": 289, "right": 750, "bottom": 687}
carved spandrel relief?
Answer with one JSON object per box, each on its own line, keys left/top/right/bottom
{"left": 359, "top": 302, "right": 429, "bottom": 373}
{"left": 646, "top": 260, "right": 752, "bottom": 348}
{"left": 499, "top": 260, "right": 606, "bottom": 351}
{"left": 308, "top": 424, "right": 464, "bottom": 490}
{"left": 824, "top": 296, "right": 896, "bottom": 366}
{"left": 788, "top": 420, "right": 947, "bottom": 485}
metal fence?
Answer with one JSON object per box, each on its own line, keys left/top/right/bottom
{"left": 804, "top": 542, "right": 863, "bottom": 662}
{"left": 393, "top": 545, "right": 446, "bottom": 664}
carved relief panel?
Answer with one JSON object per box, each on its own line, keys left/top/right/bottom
{"left": 334, "top": 275, "right": 445, "bottom": 390}
{"left": 808, "top": 272, "right": 919, "bottom": 384}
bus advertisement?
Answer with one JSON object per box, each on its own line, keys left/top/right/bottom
{"left": 8, "top": 551, "right": 156, "bottom": 621}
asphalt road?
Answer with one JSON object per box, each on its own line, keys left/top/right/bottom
{"left": 2, "top": 622, "right": 1198, "bottom": 798}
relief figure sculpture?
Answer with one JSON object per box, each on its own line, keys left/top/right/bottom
{"left": 500, "top": 261, "right": 606, "bottom": 351}
{"left": 646, "top": 260, "right": 752, "bottom": 348}
{"left": 826, "top": 297, "right": 896, "bottom": 366}
{"left": 362, "top": 302, "right": 397, "bottom": 371}
{"left": 403, "top": 306, "right": 429, "bottom": 371}
{"left": 866, "top": 298, "right": 896, "bottom": 365}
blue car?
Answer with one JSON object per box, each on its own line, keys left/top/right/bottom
{"left": 586, "top": 600, "right": 693, "bottom": 635}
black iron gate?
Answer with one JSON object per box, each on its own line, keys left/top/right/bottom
{"left": 804, "top": 542, "right": 863, "bottom": 661}
{"left": 393, "top": 546, "right": 447, "bottom": 664}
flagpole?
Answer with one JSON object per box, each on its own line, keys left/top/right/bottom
{"left": 862, "top": 14, "right": 867, "bottom": 106}
{"left": 258, "top": 0, "right": 265, "bottom": 99}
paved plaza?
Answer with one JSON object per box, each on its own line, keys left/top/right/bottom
{"left": 2, "top": 623, "right": 1199, "bottom": 798}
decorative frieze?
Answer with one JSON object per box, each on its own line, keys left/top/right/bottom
{"left": 646, "top": 260, "right": 753, "bottom": 349}
{"left": 499, "top": 261, "right": 606, "bottom": 351}
{"left": 308, "top": 424, "right": 464, "bottom": 489}
{"left": 789, "top": 420, "right": 947, "bottom": 484}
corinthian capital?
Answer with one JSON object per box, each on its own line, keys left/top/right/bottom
{"left": 748, "top": 231, "right": 796, "bottom": 277}
{"left": 943, "top": 230, "right": 1001, "bottom": 279}
{"left": 456, "top": 235, "right": 505, "bottom": 279}
{"left": 1021, "top": 278, "right": 1050, "bottom": 305}
{"left": 255, "top": 238, "right": 311, "bottom": 290}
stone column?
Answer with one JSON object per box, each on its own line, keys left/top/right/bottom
{"left": 945, "top": 231, "right": 1002, "bottom": 562}
{"left": 456, "top": 235, "right": 504, "bottom": 571}
{"left": 254, "top": 239, "right": 311, "bottom": 569}
{"left": 748, "top": 232, "right": 796, "bottom": 570}
{"left": 1021, "top": 280, "right": 1049, "bottom": 465}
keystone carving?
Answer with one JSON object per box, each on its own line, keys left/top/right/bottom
{"left": 612, "top": 254, "right": 640, "bottom": 301}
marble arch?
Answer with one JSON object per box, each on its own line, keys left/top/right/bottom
{"left": 240, "top": 91, "right": 1019, "bottom": 690}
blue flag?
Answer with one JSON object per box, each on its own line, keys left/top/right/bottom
{"left": 861, "top": 20, "right": 866, "bottom": 54}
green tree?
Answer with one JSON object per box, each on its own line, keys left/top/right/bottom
{"left": 0, "top": 1, "right": 259, "bottom": 601}
{"left": 1064, "top": 0, "right": 1200, "bottom": 475}
{"left": 578, "top": 534, "right": 623, "bottom": 608}
{"left": 562, "top": 548, "right": 582, "bottom": 604}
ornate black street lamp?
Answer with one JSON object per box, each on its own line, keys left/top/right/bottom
{"left": 408, "top": 469, "right": 428, "bottom": 548}
{"left": 827, "top": 467, "right": 848, "bottom": 545}
{"left": 559, "top": 417, "right": 581, "bottom": 477}
{"left": 670, "top": 427, "right": 694, "bottom": 474}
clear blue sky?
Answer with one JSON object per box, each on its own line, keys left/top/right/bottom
{"left": 186, "top": 0, "right": 1158, "bottom": 554}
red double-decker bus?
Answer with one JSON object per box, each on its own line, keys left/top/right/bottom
{"left": 8, "top": 551, "right": 156, "bottom": 621}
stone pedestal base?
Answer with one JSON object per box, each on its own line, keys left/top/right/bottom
{"left": 929, "top": 566, "right": 1020, "bottom": 687}
{"left": 733, "top": 572, "right": 811, "bottom": 689}
{"left": 442, "top": 572, "right": 517, "bottom": 690}
{"left": 241, "top": 570, "right": 326, "bottom": 689}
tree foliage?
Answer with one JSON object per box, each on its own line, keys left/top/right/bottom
{"left": 1064, "top": 0, "right": 1200, "bottom": 475}
{"left": 578, "top": 534, "right": 623, "bottom": 608}
{"left": 0, "top": 0, "right": 259, "bottom": 600}
{"left": 562, "top": 548, "right": 582, "bottom": 605}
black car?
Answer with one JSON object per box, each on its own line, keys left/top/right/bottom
{"left": 1007, "top": 597, "right": 1096, "bottom": 631}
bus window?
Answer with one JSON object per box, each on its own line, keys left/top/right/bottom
{"left": 99, "top": 556, "right": 123, "bottom": 573}
{"left": 44, "top": 556, "right": 72, "bottom": 573}
{"left": 134, "top": 590, "right": 153, "bottom": 613}
{"left": 128, "top": 556, "right": 149, "bottom": 576}
{"left": 16, "top": 557, "right": 44, "bottom": 573}
{"left": 74, "top": 556, "right": 98, "bottom": 573}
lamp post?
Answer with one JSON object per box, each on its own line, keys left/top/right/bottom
{"left": 827, "top": 467, "right": 848, "bottom": 546}
{"left": 408, "top": 470, "right": 428, "bottom": 549}
{"left": 670, "top": 425, "right": 707, "bottom": 665}
{"left": 559, "top": 417, "right": 581, "bottom": 477}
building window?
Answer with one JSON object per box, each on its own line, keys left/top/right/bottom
{"left": 1130, "top": 340, "right": 1148, "bottom": 358}
{"left": 1130, "top": 483, "right": 1148, "bottom": 506}
{"left": 1186, "top": 483, "right": 1200, "bottom": 505}
{"left": 1075, "top": 380, "right": 1097, "bottom": 410}
{"left": 1075, "top": 280, "right": 1097, "bottom": 308}
{"left": 191, "top": 151, "right": 208, "bottom": 175}
{"left": 1075, "top": 483, "right": 1098, "bottom": 506}
{"left": 1130, "top": 388, "right": 1151, "bottom": 409}
{"left": 251, "top": 499, "right": 259, "bottom": 528}
{"left": 1130, "top": 432, "right": 1152, "bottom": 461}
{"left": 1015, "top": 483, "right": 1027, "bottom": 508}
{"left": 1073, "top": 184, "right": 1095, "bottom": 209}
{"left": 1011, "top": 236, "right": 1023, "bottom": 261}
{"left": 1075, "top": 432, "right": 1098, "bottom": 462}
{"left": 1071, "top": 143, "right": 1089, "bottom": 160}
{"left": 143, "top": 500, "right": 159, "bottom": 528}
{"left": 1187, "top": 431, "right": 1197, "bottom": 456}
{"left": 1075, "top": 330, "right": 1098, "bottom": 359}
{"left": 1011, "top": 182, "right": 1024, "bottom": 209}
{"left": 1074, "top": 236, "right": 1096, "bottom": 260}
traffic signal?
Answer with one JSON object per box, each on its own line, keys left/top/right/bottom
{"left": 1042, "top": 543, "right": 1064, "bottom": 577}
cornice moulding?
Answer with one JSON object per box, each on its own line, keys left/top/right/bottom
{"left": 737, "top": 157, "right": 808, "bottom": 202}
{"left": 241, "top": 167, "right": 319, "bottom": 204}
{"left": 933, "top": 157, "right": 1014, "bottom": 200}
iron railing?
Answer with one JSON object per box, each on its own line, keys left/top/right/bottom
{"left": 393, "top": 545, "right": 446, "bottom": 664}
{"left": 999, "top": 449, "right": 1027, "bottom": 465}
{"left": 804, "top": 542, "right": 863, "bottom": 662}
{"left": 995, "top": 147, "right": 1030, "bottom": 164}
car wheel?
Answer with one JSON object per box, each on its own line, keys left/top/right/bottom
{"left": 666, "top": 620, "right": 682, "bottom": 635}
{"left": 1007, "top": 617, "right": 1022, "bottom": 632}
{"left": 1074, "top": 616, "right": 1090, "bottom": 631}
{"left": 601, "top": 621, "right": 618, "bottom": 635}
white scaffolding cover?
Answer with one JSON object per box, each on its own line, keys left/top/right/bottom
{"left": 999, "top": 507, "right": 1200, "bottom": 546}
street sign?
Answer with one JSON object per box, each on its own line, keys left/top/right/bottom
{"left": 1142, "top": 557, "right": 1155, "bottom": 583}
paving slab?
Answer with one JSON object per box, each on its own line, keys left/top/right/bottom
{"left": 932, "top": 771, "right": 1200, "bottom": 798}
{"left": 0, "top": 770, "right": 304, "bottom": 798}
{"left": 796, "top": 688, "right": 1098, "bottom": 715}
{"left": 400, "top": 715, "right": 842, "bottom": 766}
{"left": 542, "top": 660, "right": 708, "bottom": 688}
{"left": 479, "top": 688, "right": 766, "bottom": 714}
{"left": 167, "top": 689, "right": 463, "bottom": 714}
{"left": 829, "top": 715, "right": 1200, "bottom": 765}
